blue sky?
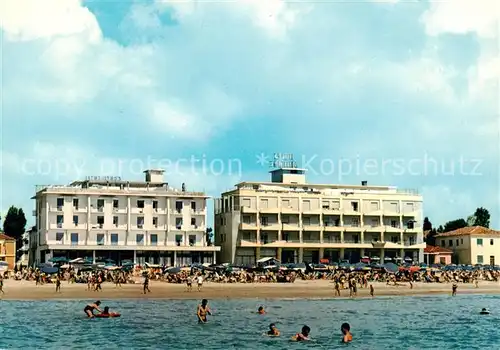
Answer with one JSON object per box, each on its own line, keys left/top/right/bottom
{"left": 1, "top": 0, "right": 499, "bottom": 228}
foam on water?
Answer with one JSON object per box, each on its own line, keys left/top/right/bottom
{"left": 1, "top": 295, "right": 499, "bottom": 349}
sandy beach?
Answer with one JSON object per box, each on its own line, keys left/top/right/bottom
{"left": 2, "top": 279, "right": 500, "bottom": 300}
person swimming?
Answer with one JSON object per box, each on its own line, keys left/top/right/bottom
{"left": 258, "top": 306, "right": 266, "bottom": 314}
{"left": 197, "top": 299, "right": 212, "bottom": 323}
{"left": 480, "top": 308, "right": 490, "bottom": 315}
{"left": 266, "top": 323, "right": 280, "bottom": 337}
{"left": 341, "top": 322, "right": 353, "bottom": 343}
{"left": 96, "top": 306, "right": 121, "bottom": 317}
{"left": 291, "top": 325, "right": 310, "bottom": 341}
{"left": 83, "top": 300, "right": 102, "bottom": 318}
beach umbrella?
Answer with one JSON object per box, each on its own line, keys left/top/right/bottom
{"left": 41, "top": 266, "right": 59, "bottom": 274}
{"left": 166, "top": 267, "right": 181, "bottom": 274}
{"left": 409, "top": 266, "right": 421, "bottom": 272}
{"left": 370, "top": 256, "right": 380, "bottom": 261}
{"left": 382, "top": 262, "right": 399, "bottom": 273}
{"left": 49, "top": 257, "right": 69, "bottom": 263}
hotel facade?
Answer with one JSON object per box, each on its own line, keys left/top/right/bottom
{"left": 214, "top": 168, "right": 425, "bottom": 265}
{"left": 30, "top": 170, "right": 220, "bottom": 266}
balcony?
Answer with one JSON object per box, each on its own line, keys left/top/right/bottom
{"left": 302, "top": 224, "right": 321, "bottom": 231}
{"left": 130, "top": 208, "right": 146, "bottom": 214}
{"left": 170, "top": 209, "right": 183, "bottom": 215}
{"left": 383, "top": 209, "right": 401, "bottom": 216}
{"left": 112, "top": 207, "right": 128, "bottom": 214}
{"left": 260, "top": 223, "right": 280, "bottom": 231}
{"left": 344, "top": 225, "right": 362, "bottom": 232}
{"left": 191, "top": 209, "right": 206, "bottom": 215}
{"left": 403, "top": 227, "right": 420, "bottom": 234}
{"left": 323, "top": 223, "right": 342, "bottom": 232}
{"left": 259, "top": 207, "right": 279, "bottom": 213}
{"left": 281, "top": 206, "right": 299, "bottom": 214}
{"left": 364, "top": 210, "right": 382, "bottom": 216}
{"left": 50, "top": 206, "right": 63, "bottom": 212}
{"left": 404, "top": 240, "right": 426, "bottom": 248}
{"left": 281, "top": 223, "right": 300, "bottom": 231}
{"left": 239, "top": 223, "right": 258, "bottom": 230}
{"left": 322, "top": 206, "right": 341, "bottom": 214}
{"left": 238, "top": 238, "right": 259, "bottom": 247}
{"left": 364, "top": 225, "right": 384, "bottom": 232}
{"left": 240, "top": 206, "right": 257, "bottom": 213}
{"left": 302, "top": 208, "right": 321, "bottom": 214}
{"left": 343, "top": 209, "right": 361, "bottom": 216}
{"left": 384, "top": 225, "right": 402, "bottom": 233}
{"left": 402, "top": 211, "right": 418, "bottom": 218}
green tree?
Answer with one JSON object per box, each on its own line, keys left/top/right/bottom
{"left": 437, "top": 225, "right": 444, "bottom": 233}
{"left": 2, "top": 206, "right": 27, "bottom": 260}
{"left": 472, "top": 207, "right": 490, "bottom": 228}
{"left": 443, "top": 218, "right": 468, "bottom": 232}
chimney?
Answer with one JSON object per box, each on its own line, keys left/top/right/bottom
{"left": 361, "top": 181, "right": 367, "bottom": 186}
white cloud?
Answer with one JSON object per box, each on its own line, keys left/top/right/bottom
{"left": 422, "top": 0, "right": 500, "bottom": 38}
{"left": 0, "top": 0, "right": 101, "bottom": 42}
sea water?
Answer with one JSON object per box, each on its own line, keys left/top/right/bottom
{"left": 1, "top": 295, "right": 499, "bottom": 349}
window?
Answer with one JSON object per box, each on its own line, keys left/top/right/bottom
{"left": 97, "top": 216, "right": 104, "bottom": 228}
{"left": 302, "top": 200, "right": 310, "bottom": 211}
{"left": 391, "top": 220, "right": 397, "bottom": 228}
{"left": 175, "top": 201, "right": 183, "bottom": 213}
{"left": 370, "top": 201, "right": 379, "bottom": 211}
{"left": 175, "top": 234, "right": 183, "bottom": 246}
{"left": 322, "top": 201, "right": 330, "bottom": 209}
{"left": 191, "top": 201, "right": 196, "bottom": 211}
{"left": 260, "top": 199, "right": 269, "bottom": 209}
{"left": 136, "top": 234, "right": 144, "bottom": 245}
{"left": 260, "top": 216, "right": 269, "bottom": 226}
{"left": 153, "top": 217, "right": 158, "bottom": 227}
{"left": 56, "top": 232, "right": 64, "bottom": 242}
{"left": 243, "top": 216, "right": 251, "bottom": 224}
{"left": 283, "top": 199, "right": 290, "bottom": 208}
{"left": 73, "top": 198, "right": 79, "bottom": 209}
{"left": 332, "top": 201, "right": 340, "bottom": 210}
{"left": 57, "top": 198, "right": 64, "bottom": 208}
{"left": 448, "top": 240, "right": 453, "bottom": 247}
{"left": 97, "top": 234, "right": 105, "bottom": 245}
{"left": 150, "top": 234, "right": 158, "bottom": 246}
{"left": 407, "top": 221, "right": 414, "bottom": 229}
{"left": 57, "top": 215, "right": 63, "bottom": 228}
{"left": 110, "top": 234, "right": 118, "bottom": 245}
{"left": 490, "top": 256, "right": 495, "bottom": 266}
{"left": 351, "top": 202, "right": 358, "bottom": 211}
{"left": 456, "top": 239, "right": 459, "bottom": 246}
{"left": 73, "top": 215, "right": 79, "bottom": 226}
{"left": 175, "top": 218, "right": 183, "bottom": 229}
{"left": 391, "top": 236, "right": 399, "bottom": 243}
{"left": 97, "top": 199, "right": 104, "bottom": 211}
{"left": 113, "top": 199, "right": 119, "bottom": 209}
{"left": 461, "top": 239, "right": 463, "bottom": 244}
{"left": 137, "top": 217, "right": 144, "bottom": 228}
{"left": 282, "top": 216, "right": 289, "bottom": 224}
{"left": 153, "top": 200, "right": 158, "bottom": 210}
{"left": 113, "top": 216, "right": 119, "bottom": 227}
{"left": 189, "top": 235, "right": 196, "bottom": 246}
{"left": 303, "top": 217, "right": 311, "bottom": 225}
{"left": 137, "top": 200, "right": 145, "bottom": 208}
{"left": 477, "top": 238, "right": 483, "bottom": 246}
{"left": 440, "top": 240, "right": 445, "bottom": 247}
{"left": 242, "top": 198, "right": 251, "bottom": 207}
{"left": 70, "top": 233, "right": 78, "bottom": 245}
{"left": 352, "top": 218, "right": 359, "bottom": 227}
{"left": 477, "top": 255, "right": 484, "bottom": 264}
{"left": 191, "top": 218, "right": 196, "bottom": 227}
{"left": 490, "top": 239, "right": 494, "bottom": 245}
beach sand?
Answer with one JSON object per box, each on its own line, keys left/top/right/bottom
{"left": 1, "top": 280, "right": 500, "bottom": 300}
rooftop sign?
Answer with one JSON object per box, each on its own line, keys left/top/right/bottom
{"left": 85, "top": 176, "right": 122, "bottom": 181}
{"left": 269, "top": 153, "right": 297, "bottom": 169}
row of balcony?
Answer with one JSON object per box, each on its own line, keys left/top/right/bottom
{"left": 238, "top": 238, "right": 425, "bottom": 248}
{"left": 241, "top": 206, "right": 417, "bottom": 216}
{"left": 45, "top": 207, "right": 206, "bottom": 215}
{"left": 49, "top": 223, "right": 206, "bottom": 231}
{"left": 240, "top": 223, "right": 420, "bottom": 233}
{"left": 49, "top": 240, "right": 209, "bottom": 248}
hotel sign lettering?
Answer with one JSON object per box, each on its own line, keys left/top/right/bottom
{"left": 269, "top": 153, "right": 297, "bottom": 168}
{"left": 85, "top": 176, "right": 122, "bottom": 181}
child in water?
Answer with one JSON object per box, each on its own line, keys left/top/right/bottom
{"left": 291, "top": 325, "right": 310, "bottom": 341}
{"left": 341, "top": 323, "right": 353, "bottom": 343}
{"left": 266, "top": 323, "right": 280, "bottom": 336}
{"left": 258, "top": 306, "right": 266, "bottom": 314}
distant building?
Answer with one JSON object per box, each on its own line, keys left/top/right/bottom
{"left": 423, "top": 244, "right": 452, "bottom": 265}
{"left": 0, "top": 233, "right": 16, "bottom": 269}
{"left": 214, "top": 167, "right": 425, "bottom": 265}
{"left": 30, "top": 169, "right": 220, "bottom": 266}
{"left": 435, "top": 226, "right": 500, "bottom": 265}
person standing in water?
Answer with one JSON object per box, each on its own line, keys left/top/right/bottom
{"left": 197, "top": 299, "right": 212, "bottom": 323}
{"left": 266, "top": 323, "right": 280, "bottom": 336}
{"left": 291, "top": 325, "right": 310, "bottom": 341}
{"left": 369, "top": 284, "right": 374, "bottom": 297}
{"left": 341, "top": 323, "right": 353, "bottom": 343}
{"left": 452, "top": 282, "right": 458, "bottom": 296}
{"left": 83, "top": 300, "right": 102, "bottom": 318}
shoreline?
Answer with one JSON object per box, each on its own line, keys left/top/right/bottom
{"left": 2, "top": 280, "right": 500, "bottom": 301}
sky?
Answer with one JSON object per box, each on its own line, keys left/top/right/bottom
{"left": 0, "top": 0, "right": 499, "bottom": 229}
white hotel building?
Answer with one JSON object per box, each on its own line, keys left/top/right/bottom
{"left": 30, "top": 170, "right": 220, "bottom": 266}
{"left": 215, "top": 167, "right": 425, "bottom": 265}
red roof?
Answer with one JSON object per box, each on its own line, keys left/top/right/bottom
{"left": 424, "top": 245, "right": 453, "bottom": 254}
{"left": 0, "top": 233, "right": 15, "bottom": 240}
{"left": 435, "top": 226, "right": 500, "bottom": 237}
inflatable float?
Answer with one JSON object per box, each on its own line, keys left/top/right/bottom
{"left": 95, "top": 313, "right": 121, "bottom": 318}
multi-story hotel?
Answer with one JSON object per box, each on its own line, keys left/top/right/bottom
{"left": 30, "top": 169, "right": 220, "bottom": 266}
{"left": 215, "top": 167, "right": 425, "bottom": 265}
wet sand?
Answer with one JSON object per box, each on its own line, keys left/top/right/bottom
{"left": 1, "top": 280, "right": 500, "bottom": 300}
